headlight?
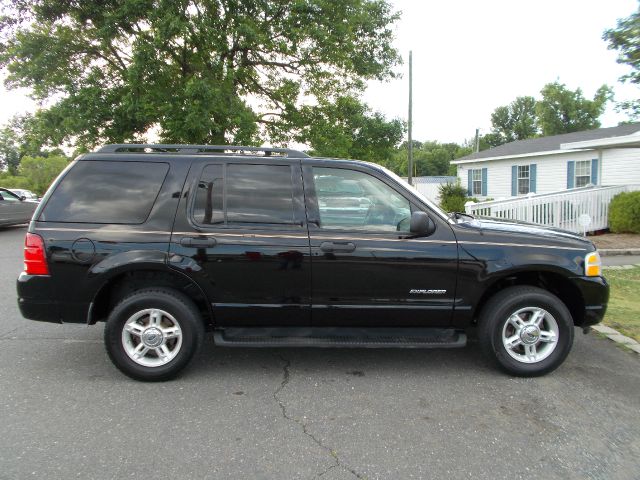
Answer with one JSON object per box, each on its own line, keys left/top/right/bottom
{"left": 585, "top": 251, "right": 602, "bottom": 277}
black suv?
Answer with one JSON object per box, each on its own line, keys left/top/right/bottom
{"left": 17, "top": 144, "right": 609, "bottom": 380}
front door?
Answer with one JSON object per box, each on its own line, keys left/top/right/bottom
{"left": 302, "top": 164, "right": 458, "bottom": 327}
{"left": 170, "top": 159, "right": 312, "bottom": 327}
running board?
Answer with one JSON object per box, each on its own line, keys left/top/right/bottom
{"left": 213, "top": 327, "right": 467, "bottom": 349}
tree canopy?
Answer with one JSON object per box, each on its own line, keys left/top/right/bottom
{"left": 535, "top": 81, "right": 612, "bottom": 136}
{"left": 0, "top": 0, "right": 402, "bottom": 151}
{"left": 480, "top": 82, "right": 613, "bottom": 149}
{"left": 604, "top": 5, "right": 640, "bottom": 118}
{"left": 485, "top": 96, "right": 538, "bottom": 147}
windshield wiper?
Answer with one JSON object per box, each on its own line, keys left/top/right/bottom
{"left": 449, "top": 212, "right": 475, "bottom": 221}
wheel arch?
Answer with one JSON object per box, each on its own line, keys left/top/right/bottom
{"left": 88, "top": 265, "right": 213, "bottom": 328}
{"left": 472, "top": 269, "right": 586, "bottom": 326}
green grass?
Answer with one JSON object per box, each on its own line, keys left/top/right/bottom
{"left": 602, "top": 266, "right": 640, "bottom": 342}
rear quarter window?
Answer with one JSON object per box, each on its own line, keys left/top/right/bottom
{"left": 39, "top": 160, "right": 169, "bottom": 224}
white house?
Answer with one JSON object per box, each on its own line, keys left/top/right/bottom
{"left": 404, "top": 176, "right": 457, "bottom": 203}
{"left": 452, "top": 123, "right": 640, "bottom": 200}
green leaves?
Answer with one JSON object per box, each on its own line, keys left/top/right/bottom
{"left": 536, "top": 82, "right": 612, "bottom": 136}
{"left": 483, "top": 83, "right": 613, "bottom": 148}
{"left": 1, "top": 0, "right": 401, "bottom": 152}
{"left": 604, "top": 5, "right": 640, "bottom": 119}
{"left": 490, "top": 96, "right": 538, "bottom": 145}
{"left": 293, "top": 96, "right": 404, "bottom": 162}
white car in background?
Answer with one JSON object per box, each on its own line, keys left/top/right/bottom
{"left": 0, "top": 188, "right": 38, "bottom": 226}
{"left": 9, "top": 189, "right": 40, "bottom": 201}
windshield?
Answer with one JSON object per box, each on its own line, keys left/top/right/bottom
{"left": 374, "top": 165, "right": 450, "bottom": 222}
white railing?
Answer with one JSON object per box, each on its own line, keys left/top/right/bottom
{"left": 465, "top": 185, "right": 640, "bottom": 233}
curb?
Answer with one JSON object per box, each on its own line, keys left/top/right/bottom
{"left": 592, "top": 325, "right": 640, "bottom": 355}
{"left": 599, "top": 248, "right": 640, "bottom": 256}
{"left": 602, "top": 263, "right": 640, "bottom": 270}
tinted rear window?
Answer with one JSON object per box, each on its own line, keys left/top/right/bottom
{"left": 40, "top": 161, "right": 169, "bottom": 224}
{"left": 192, "top": 163, "right": 295, "bottom": 225}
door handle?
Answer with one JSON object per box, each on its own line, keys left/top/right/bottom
{"left": 320, "top": 241, "right": 356, "bottom": 253}
{"left": 180, "top": 237, "right": 217, "bottom": 248}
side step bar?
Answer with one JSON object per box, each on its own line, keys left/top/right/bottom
{"left": 213, "top": 327, "right": 466, "bottom": 349}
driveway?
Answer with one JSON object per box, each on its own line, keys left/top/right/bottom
{"left": 1, "top": 225, "right": 639, "bottom": 479}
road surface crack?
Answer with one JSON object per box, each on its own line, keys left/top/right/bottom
{"left": 273, "top": 355, "right": 364, "bottom": 479}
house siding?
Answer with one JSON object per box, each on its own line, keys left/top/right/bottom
{"left": 456, "top": 148, "right": 640, "bottom": 199}
{"left": 601, "top": 148, "right": 640, "bottom": 185}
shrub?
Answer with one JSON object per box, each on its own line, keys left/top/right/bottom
{"left": 609, "top": 191, "right": 640, "bottom": 233}
{"left": 439, "top": 181, "right": 471, "bottom": 212}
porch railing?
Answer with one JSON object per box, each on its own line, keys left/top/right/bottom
{"left": 464, "top": 185, "right": 640, "bottom": 233}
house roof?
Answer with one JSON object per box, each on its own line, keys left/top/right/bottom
{"left": 453, "top": 123, "right": 640, "bottom": 164}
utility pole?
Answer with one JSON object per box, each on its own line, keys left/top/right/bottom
{"left": 474, "top": 128, "right": 480, "bottom": 153}
{"left": 408, "top": 50, "right": 413, "bottom": 186}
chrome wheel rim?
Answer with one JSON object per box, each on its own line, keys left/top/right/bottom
{"left": 501, "top": 307, "right": 559, "bottom": 364}
{"left": 121, "top": 309, "right": 183, "bottom": 367}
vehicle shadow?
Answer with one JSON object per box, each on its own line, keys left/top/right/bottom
{"left": 185, "top": 334, "right": 492, "bottom": 379}
{"left": 0, "top": 224, "right": 28, "bottom": 232}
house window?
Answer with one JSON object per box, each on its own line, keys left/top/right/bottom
{"left": 575, "top": 160, "right": 591, "bottom": 187}
{"left": 517, "top": 165, "right": 530, "bottom": 195}
{"left": 471, "top": 169, "right": 483, "bottom": 195}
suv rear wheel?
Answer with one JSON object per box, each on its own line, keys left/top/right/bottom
{"left": 104, "top": 288, "right": 204, "bottom": 381}
{"left": 478, "top": 286, "right": 574, "bottom": 377}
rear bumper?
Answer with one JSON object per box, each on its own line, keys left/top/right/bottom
{"left": 17, "top": 272, "right": 61, "bottom": 323}
{"left": 571, "top": 276, "right": 609, "bottom": 326}
{"left": 17, "top": 272, "right": 92, "bottom": 324}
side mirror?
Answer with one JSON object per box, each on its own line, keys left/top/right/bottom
{"left": 410, "top": 211, "right": 436, "bottom": 237}
{"left": 20, "top": 196, "right": 26, "bottom": 201}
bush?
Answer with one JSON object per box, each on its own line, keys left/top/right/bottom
{"left": 609, "top": 191, "right": 640, "bottom": 233}
{"left": 0, "top": 173, "right": 30, "bottom": 189}
{"left": 438, "top": 181, "right": 471, "bottom": 212}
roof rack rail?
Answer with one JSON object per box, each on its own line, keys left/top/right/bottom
{"left": 97, "top": 144, "right": 310, "bottom": 158}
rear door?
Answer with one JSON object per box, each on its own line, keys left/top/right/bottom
{"left": 169, "top": 158, "right": 312, "bottom": 327}
{"left": 303, "top": 163, "right": 459, "bottom": 327}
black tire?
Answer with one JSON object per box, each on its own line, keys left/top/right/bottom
{"left": 478, "top": 286, "right": 574, "bottom": 377}
{"left": 104, "top": 287, "right": 205, "bottom": 381}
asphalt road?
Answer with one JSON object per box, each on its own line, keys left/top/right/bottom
{"left": 1, "top": 225, "right": 639, "bottom": 480}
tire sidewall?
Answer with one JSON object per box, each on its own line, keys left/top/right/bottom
{"left": 487, "top": 290, "right": 574, "bottom": 376}
{"left": 105, "top": 290, "right": 201, "bottom": 381}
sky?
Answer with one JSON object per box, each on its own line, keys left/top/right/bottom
{"left": 0, "top": 0, "right": 638, "bottom": 145}
{"left": 363, "top": 0, "right": 639, "bottom": 144}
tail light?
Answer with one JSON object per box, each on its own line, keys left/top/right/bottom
{"left": 24, "top": 233, "right": 49, "bottom": 275}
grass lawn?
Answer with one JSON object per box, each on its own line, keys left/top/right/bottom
{"left": 602, "top": 266, "right": 640, "bottom": 342}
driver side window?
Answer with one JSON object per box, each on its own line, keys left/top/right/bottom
{"left": 312, "top": 167, "right": 411, "bottom": 232}
{"left": 0, "top": 191, "right": 20, "bottom": 202}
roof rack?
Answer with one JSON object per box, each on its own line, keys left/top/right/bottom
{"left": 97, "top": 144, "right": 309, "bottom": 158}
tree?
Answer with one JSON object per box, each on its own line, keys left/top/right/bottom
{"left": 294, "top": 96, "right": 404, "bottom": 162}
{"left": 536, "top": 82, "right": 613, "bottom": 136}
{"left": 0, "top": 123, "right": 20, "bottom": 174}
{"left": 488, "top": 96, "right": 538, "bottom": 146}
{"left": 604, "top": 6, "right": 640, "bottom": 119}
{"left": 0, "top": 0, "right": 401, "bottom": 150}
{"left": 384, "top": 141, "right": 470, "bottom": 177}
{"left": 16, "top": 154, "right": 68, "bottom": 194}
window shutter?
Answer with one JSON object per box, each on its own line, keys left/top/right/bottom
{"left": 567, "top": 161, "right": 575, "bottom": 189}
{"left": 530, "top": 164, "right": 537, "bottom": 193}
{"left": 467, "top": 170, "right": 472, "bottom": 196}
{"left": 511, "top": 166, "right": 517, "bottom": 196}
{"left": 591, "top": 158, "right": 598, "bottom": 185}
{"left": 481, "top": 168, "right": 488, "bottom": 196}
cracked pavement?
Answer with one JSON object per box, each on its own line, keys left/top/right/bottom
{"left": 2, "top": 225, "right": 640, "bottom": 479}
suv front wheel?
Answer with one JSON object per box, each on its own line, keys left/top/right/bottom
{"left": 104, "top": 287, "right": 205, "bottom": 381}
{"left": 478, "top": 286, "right": 574, "bottom": 377}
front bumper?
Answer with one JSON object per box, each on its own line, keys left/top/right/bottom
{"left": 571, "top": 275, "right": 609, "bottom": 327}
